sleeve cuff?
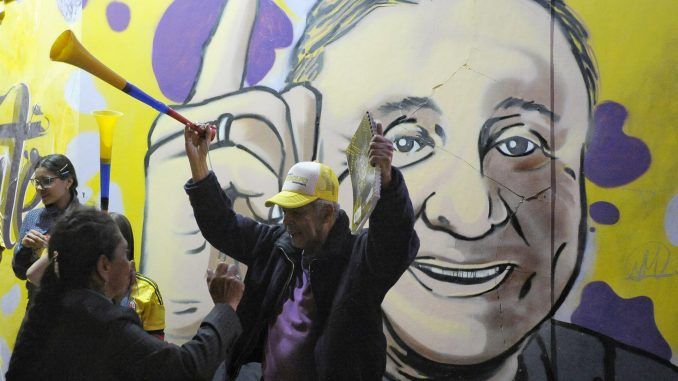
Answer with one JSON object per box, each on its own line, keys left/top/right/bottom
{"left": 381, "top": 167, "right": 404, "bottom": 194}
{"left": 184, "top": 170, "right": 216, "bottom": 190}
{"left": 202, "top": 303, "right": 243, "bottom": 341}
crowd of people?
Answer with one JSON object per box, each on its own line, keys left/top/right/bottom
{"left": 3, "top": 117, "right": 417, "bottom": 380}
{"left": 4, "top": 153, "right": 246, "bottom": 380}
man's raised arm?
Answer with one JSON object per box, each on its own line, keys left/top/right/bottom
{"left": 364, "top": 123, "right": 419, "bottom": 280}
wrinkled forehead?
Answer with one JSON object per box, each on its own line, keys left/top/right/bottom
{"left": 311, "top": 0, "right": 583, "bottom": 68}
{"left": 312, "top": 0, "right": 589, "bottom": 145}
{"left": 314, "top": 0, "right": 587, "bottom": 100}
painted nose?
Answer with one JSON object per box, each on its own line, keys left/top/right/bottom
{"left": 422, "top": 163, "right": 507, "bottom": 239}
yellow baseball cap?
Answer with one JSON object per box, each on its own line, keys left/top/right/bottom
{"left": 265, "top": 162, "right": 339, "bottom": 209}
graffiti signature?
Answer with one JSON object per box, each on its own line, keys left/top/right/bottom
{"left": 624, "top": 241, "right": 677, "bottom": 281}
{"left": 0, "top": 83, "right": 46, "bottom": 249}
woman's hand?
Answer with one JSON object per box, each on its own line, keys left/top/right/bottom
{"left": 22, "top": 230, "right": 49, "bottom": 250}
{"left": 207, "top": 263, "right": 244, "bottom": 311}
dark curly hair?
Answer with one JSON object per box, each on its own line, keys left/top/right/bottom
{"left": 7, "top": 207, "right": 122, "bottom": 379}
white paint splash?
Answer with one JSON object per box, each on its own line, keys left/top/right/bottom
{"left": 64, "top": 70, "right": 107, "bottom": 114}
{"left": 56, "top": 0, "right": 83, "bottom": 24}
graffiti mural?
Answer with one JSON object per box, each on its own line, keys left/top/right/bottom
{"left": 1, "top": 0, "right": 676, "bottom": 379}
{"left": 0, "top": 84, "right": 46, "bottom": 254}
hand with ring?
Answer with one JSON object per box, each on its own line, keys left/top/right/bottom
{"left": 206, "top": 263, "right": 244, "bottom": 311}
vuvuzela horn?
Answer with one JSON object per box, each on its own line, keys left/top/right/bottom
{"left": 50, "top": 30, "right": 215, "bottom": 140}
{"left": 94, "top": 110, "right": 123, "bottom": 212}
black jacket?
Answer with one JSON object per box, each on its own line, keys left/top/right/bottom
{"left": 519, "top": 320, "right": 678, "bottom": 380}
{"left": 6, "top": 289, "right": 242, "bottom": 381}
{"left": 185, "top": 168, "right": 419, "bottom": 380}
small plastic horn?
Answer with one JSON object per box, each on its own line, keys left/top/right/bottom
{"left": 93, "top": 110, "right": 123, "bottom": 212}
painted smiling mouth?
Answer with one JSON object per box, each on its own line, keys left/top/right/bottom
{"left": 412, "top": 262, "right": 512, "bottom": 285}
{"left": 409, "top": 261, "right": 515, "bottom": 297}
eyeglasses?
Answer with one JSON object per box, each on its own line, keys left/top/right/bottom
{"left": 29, "top": 176, "right": 60, "bottom": 189}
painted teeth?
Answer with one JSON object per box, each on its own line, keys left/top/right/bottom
{"left": 424, "top": 265, "right": 500, "bottom": 278}
{"left": 412, "top": 262, "right": 512, "bottom": 285}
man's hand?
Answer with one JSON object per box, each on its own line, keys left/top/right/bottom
{"left": 185, "top": 123, "right": 213, "bottom": 182}
{"left": 22, "top": 230, "right": 48, "bottom": 251}
{"left": 207, "top": 263, "right": 245, "bottom": 311}
{"left": 369, "top": 123, "right": 394, "bottom": 188}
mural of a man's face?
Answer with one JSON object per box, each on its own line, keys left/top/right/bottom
{"left": 310, "top": 0, "right": 589, "bottom": 365}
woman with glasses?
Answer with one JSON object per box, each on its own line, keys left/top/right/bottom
{"left": 12, "top": 154, "right": 79, "bottom": 304}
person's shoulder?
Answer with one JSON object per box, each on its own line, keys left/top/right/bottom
{"left": 134, "top": 272, "right": 164, "bottom": 305}
{"left": 63, "top": 289, "right": 140, "bottom": 325}
{"left": 23, "top": 207, "right": 45, "bottom": 221}
{"left": 27, "top": 206, "right": 45, "bottom": 215}
{"left": 546, "top": 320, "right": 677, "bottom": 378}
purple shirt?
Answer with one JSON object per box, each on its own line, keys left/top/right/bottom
{"left": 263, "top": 264, "right": 318, "bottom": 381}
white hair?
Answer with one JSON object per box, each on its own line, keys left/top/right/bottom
{"left": 313, "top": 199, "right": 340, "bottom": 221}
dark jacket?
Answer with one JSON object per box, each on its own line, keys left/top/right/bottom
{"left": 185, "top": 168, "right": 419, "bottom": 380}
{"left": 518, "top": 320, "right": 678, "bottom": 380}
{"left": 6, "top": 289, "right": 242, "bottom": 381}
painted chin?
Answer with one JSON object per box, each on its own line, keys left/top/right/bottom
{"left": 408, "top": 258, "right": 517, "bottom": 297}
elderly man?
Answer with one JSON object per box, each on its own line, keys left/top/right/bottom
{"left": 182, "top": 122, "right": 419, "bottom": 380}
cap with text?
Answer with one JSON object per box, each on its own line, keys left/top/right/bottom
{"left": 265, "top": 162, "right": 339, "bottom": 209}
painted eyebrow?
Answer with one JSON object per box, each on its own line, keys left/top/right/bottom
{"left": 377, "top": 96, "right": 441, "bottom": 114}
{"left": 383, "top": 116, "right": 447, "bottom": 145}
{"left": 495, "top": 97, "right": 560, "bottom": 122}
{"left": 478, "top": 114, "right": 521, "bottom": 163}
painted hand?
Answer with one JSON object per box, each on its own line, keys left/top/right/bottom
{"left": 143, "top": 0, "right": 318, "bottom": 334}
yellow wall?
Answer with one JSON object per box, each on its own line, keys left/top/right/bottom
{"left": 1, "top": 0, "right": 675, "bottom": 377}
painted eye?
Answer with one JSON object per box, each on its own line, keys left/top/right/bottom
{"left": 383, "top": 121, "right": 437, "bottom": 168}
{"left": 394, "top": 136, "right": 423, "bottom": 153}
{"left": 495, "top": 137, "right": 536, "bottom": 157}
